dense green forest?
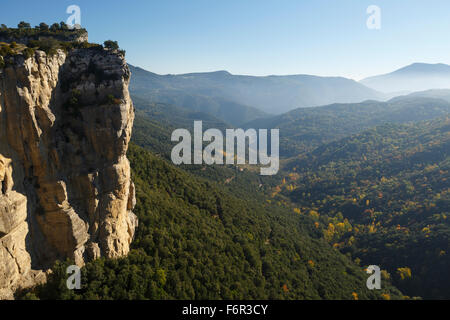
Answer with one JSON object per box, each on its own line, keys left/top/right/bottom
{"left": 275, "top": 117, "right": 450, "bottom": 299}
{"left": 21, "top": 144, "right": 402, "bottom": 300}
{"left": 118, "top": 94, "right": 450, "bottom": 299}
{"left": 131, "top": 95, "right": 286, "bottom": 202}
{"left": 26, "top": 91, "right": 450, "bottom": 300}
{"left": 131, "top": 95, "right": 230, "bottom": 158}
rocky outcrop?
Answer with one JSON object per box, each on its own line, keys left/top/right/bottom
{"left": 0, "top": 155, "right": 31, "bottom": 299}
{"left": 0, "top": 45, "right": 136, "bottom": 298}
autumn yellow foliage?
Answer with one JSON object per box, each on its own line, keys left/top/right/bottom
{"left": 381, "top": 293, "right": 391, "bottom": 300}
{"left": 397, "top": 267, "right": 412, "bottom": 280}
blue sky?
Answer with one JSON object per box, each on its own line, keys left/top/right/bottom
{"left": 2, "top": 0, "right": 450, "bottom": 79}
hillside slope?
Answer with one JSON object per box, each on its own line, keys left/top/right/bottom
{"left": 129, "top": 67, "right": 267, "bottom": 126}
{"left": 24, "top": 144, "right": 403, "bottom": 300}
{"left": 279, "top": 117, "right": 450, "bottom": 299}
{"left": 244, "top": 96, "right": 450, "bottom": 157}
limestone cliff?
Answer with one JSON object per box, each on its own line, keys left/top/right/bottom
{"left": 0, "top": 45, "right": 137, "bottom": 299}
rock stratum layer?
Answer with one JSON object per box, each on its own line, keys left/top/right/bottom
{"left": 0, "top": 46, "right": 137, "bottom": 299}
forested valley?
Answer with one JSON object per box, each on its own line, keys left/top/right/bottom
{"left": 22, "top": 92, "right": 449, "bottom": 300}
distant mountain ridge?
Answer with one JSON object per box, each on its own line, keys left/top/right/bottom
{"left": 129, "top": 65, "right": 383, "bottom": 120}
{"left": 128, "top": 66, "right": 267, "bottom": 126}
{"left": 394, "top": 63, "right": 450, "bottom": 74}
{"left": 361, "top": 63, "right": 450, "bottom": 93}
{"left": 395, "top": 88, "right": 450, "bottom": 102}
{"left": 244, "top": 95, "right": 450, "bottom": 157}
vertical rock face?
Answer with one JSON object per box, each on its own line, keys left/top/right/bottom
{"left": 0, "top": 47, "right": 137, "bottom": 298}
{"left": 0, "top": 155, "right": 31, "bottom": 299}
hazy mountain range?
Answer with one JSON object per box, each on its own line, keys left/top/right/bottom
{"left": 129, "top": 65, "right": 383, "bottom": 121}
{"left": 361, "top": 63, "right": 450, "bottom": 93}
{"left": 394, "top": 88, "right": 450, "bottom": 102}
{"left": 129, "top": 63, "right": 450, "bottom": 126}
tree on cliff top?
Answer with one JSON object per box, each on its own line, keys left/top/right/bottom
{"left": 104, "top": 40, "right": 119, "bottom": 51}
{"left": 17, "top": 21, "right": 31, "bottom": 29}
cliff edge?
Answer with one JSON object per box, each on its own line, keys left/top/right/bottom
{"left": 0, "top": 39, "right": 137, "bottom": 299}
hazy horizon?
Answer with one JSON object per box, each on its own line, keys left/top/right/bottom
{"left": 2, "top": 0, "right": 450, "bottom": 80}
{"left": 130, "top": 62, "right": 450, "bottom": 82}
